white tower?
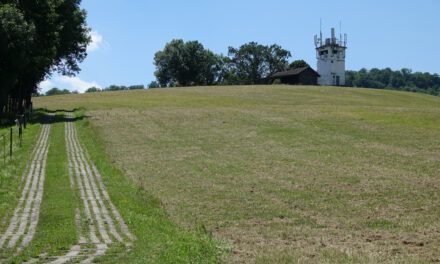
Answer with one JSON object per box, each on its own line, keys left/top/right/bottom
{"left": 315, "top": 27, "right": 347, "bottom": 86}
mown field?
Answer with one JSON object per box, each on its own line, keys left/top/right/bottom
{"left": 34, "top": 85, "right": 440, "bottom": 263}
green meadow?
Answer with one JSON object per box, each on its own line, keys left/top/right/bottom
{"left": 10, "top": 85, "right": 440, "bottom": 263}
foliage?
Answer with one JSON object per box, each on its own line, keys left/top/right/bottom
{"left": 289, "top": 59, "right": 310, "bottom": 70}
{"left": 0, "top": 0, "right": 90, "bottom": 119}
{"left": 272, "top": 79, "right": 282, "bottom": 85}
{"left": 106, "top": 85, "right": 126, "bottom": 91}
{"left": 103, "top": 85, "right": 145, "bottom": 91}
{"left": 86, "top": 85, "right": 145, "bottom": 93}
{"left": 153, "top": 40, "right": 292, "bottom": 86}
{"left": 85, "top": 87, "right": 101, "bottom": 93}
{"left": 227, "top": 42, "right": 291, "bottom": 84}
{"left": 45, "top": 88, "right": 71, "bottom": 96}
{"left": 148, "top": 81, "right": 161, "bottom": 88}
{"left": 346, "top": 68, "right": 440, "bottom": 96}
{"left": 128, "top": 85, "right": 144, "bottom": 90}
{"left": 154, "top": 39, "right": 222, "bottom": 87}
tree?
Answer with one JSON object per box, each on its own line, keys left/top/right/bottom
{"left": 227, "top": 42, "right": 291, "bottom": 84}
{"left": 266, "top": 44, "right": 292, "bottom": 76}
{"left": 154, "top": 39, "right": 221, "bottom": 87}
{"left": 105, "top": 85, "right": 127, "bottom": 91}
{"left": 128, "top": 85, "right": 145, "bottom": 90}
{"left": 0, "top": 3, "right": 35, "bottom": 118}
{"left": 288, "top": 60, "right": 309, "bottom": 70}
{"left": 148, "top": 81, "right": 161, "bottom": 88}
{"left": 344, "top": 67, "right": 440, "bottom": 96}
{"left": 0, "top": 0, "right": 90, "bottom": 120}
{"left": 85, "top": 87, "right": 101, "bottom": 93}
{"left": 345, "top": 70, "right": 356, "bottom": 87}
{"left": 45, "top": 88, "right": 71, "bottom": 96}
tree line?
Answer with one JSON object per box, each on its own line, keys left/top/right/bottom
{"left": 0, "top": 0, "right": 90, "bottom": 121}
{"left": 152, "top": 39, "right": 309, "bottom": 88}
{"left": 346, "top": 68, "right": 440, "bottom": 96}
{"left": 35, "top": 85, "right": 146, "bottom": 96}
{"left": 84, "top": 85, "right": 145, "bottom": 93}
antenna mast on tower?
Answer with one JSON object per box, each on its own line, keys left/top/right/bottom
{"left": 339, "top": 21, "right": 342, "bottom": 46}
{"left": 320, "top": 18, "right": 322, "bottom": 46}
{"left": 315, "top": 18, "right": 323, "bottom": 48}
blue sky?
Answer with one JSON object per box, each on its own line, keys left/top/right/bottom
{"left": 40, "top": 0, "right": 440, "bottom": 93}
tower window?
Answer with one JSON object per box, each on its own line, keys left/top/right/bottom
{"left": 331, "top": 61, "right": 334, "bottom": 63}
{"left": 332, "top": 49, "right": 338, "bottom": 54}
{"left": 319, "top": 50, "right": 328, "bottom": 55}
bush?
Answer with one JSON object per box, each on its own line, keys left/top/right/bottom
{"left": 45, "top": 88, "right": 71, "bottom": 96}
{"left": 128, "top": 85, "right": 145, "bottom": 90}
{"left": 148, "top": 81, "right": 160, "bottom": 89}
{"left": 272, "top": 79, "right": 282, "bottom": 85}
{"left": 85, "top": 87, "right": 101, "bottom": 93}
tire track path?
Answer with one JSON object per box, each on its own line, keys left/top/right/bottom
{"left": 48, "top": 113, "right": 134, "bottom": 264}
{"left": 0, "top": 118, "right": 52, "bottom": 254}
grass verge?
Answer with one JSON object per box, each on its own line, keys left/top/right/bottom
{"left": 0, "top": 111, "right": 44, "bottom": 237}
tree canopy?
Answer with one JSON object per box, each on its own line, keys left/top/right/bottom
{"left": 346, "top": 68, "right": 440, "bottom": 96}
{"left": 85, "top": 84, "right": 145, "bottom": 93}
{"left": 0, "top": 0, "right": 90, "bottom": 121}
{"left": 289, "top": 60, "right": 310, "bottom": 70}
{"left": 153, "top": 40, "right": 293, "bottom": 87}
{"left": 154, "top": 39, "right": 222, "bottom": 87}
{"left": 227, "top": 42, "right": 291, "bottom": 84}
{"left": 45, "top": 88, "right": 71, "bottom": 96}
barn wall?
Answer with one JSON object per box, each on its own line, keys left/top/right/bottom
{"left": 298, "top": 71, "right": 318, "bottom": 85}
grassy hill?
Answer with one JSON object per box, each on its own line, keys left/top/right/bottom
{"left": 34, "top": 85, "right": 440, "bottom": 263}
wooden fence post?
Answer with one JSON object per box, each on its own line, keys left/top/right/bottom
{"left": 24, "top": 112, "right": 27, "bottom": 129}
{"left": 3, "top": 135, "right": 5, "bottom": 165}
{"left": 19, "top": 115, "right": 23, "bottom": 148}
{"left": 10, "top": 127, "right": 12, "bottom": 157}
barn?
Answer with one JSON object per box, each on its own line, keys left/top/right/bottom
{"left": 268, "top": 66, "right": 320, "bottom": 85}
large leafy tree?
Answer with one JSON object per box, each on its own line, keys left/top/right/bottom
{"left": 227, "top": 42, "right": 291, "bottom": 84}
{"left": 0, "top": 3, "right": 35, "bottom": 117}
{"left": 0, "top": 0, "right": 90, "bottom": 119}
{"left": 154, "top": 39, "right": 221, "bottom": 87}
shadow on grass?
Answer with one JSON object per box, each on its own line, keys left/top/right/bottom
{"left": 29, "top": 108, "right": 88, "bottom": 125}
{"left": 1, "top": 108, "right": 83, "bottom": 128}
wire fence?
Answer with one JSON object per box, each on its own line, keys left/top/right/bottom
{"left": 0, "top": 111, "right": 30, "bottom": 167}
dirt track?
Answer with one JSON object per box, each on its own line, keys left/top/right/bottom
{"left": 47, "top": 113, "right": 134, "bottom": 263}
{"left": 1, "top": 113, "right": 134, "bottom": 263}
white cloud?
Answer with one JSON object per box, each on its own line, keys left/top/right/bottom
{"left": 38, "top": 76, "right": 101, "bottom": 94}
{"left": 38, "top": 79, "right": 53, "bottom": 93}
{"left": 87, "top": 30, "right": 108, "bottom": 52}
{"left": 57, "top": 76, "right": 101, "bottom": 93}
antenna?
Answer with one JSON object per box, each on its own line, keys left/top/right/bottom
{"left": 319, "top": 18, "right": 322, "bottom": 46}
{"left": 339, "top": 21, "right": 342, "bottom": 45}
{"left": 320, "top": 18, "right": 322, "bottom": 34}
